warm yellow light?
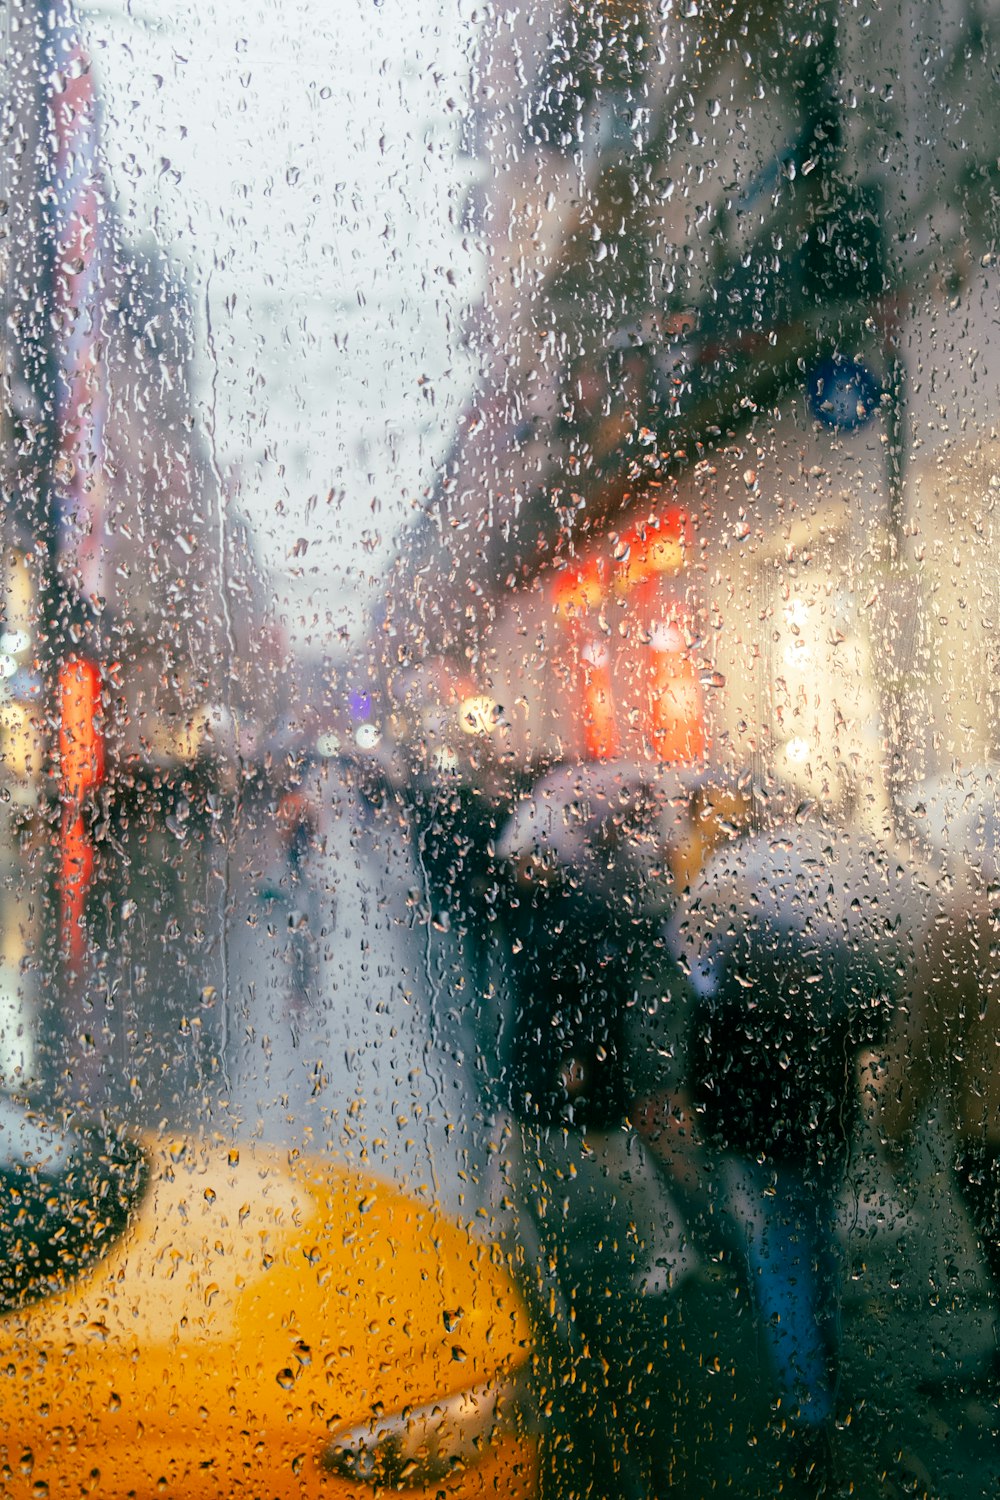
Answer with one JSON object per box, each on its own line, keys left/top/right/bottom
{"left": 647, "top": 536, "right": 685, "bottom": 574}
{"left": 0, "top": 699, "right": 42, "bottom": 782}
{"left": 459, "top": 695, "right": 500, "bottom": 735}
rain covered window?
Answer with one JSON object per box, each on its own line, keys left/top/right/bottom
{"left": 2, "top": 2, "right": 1000, "bottom": 1497}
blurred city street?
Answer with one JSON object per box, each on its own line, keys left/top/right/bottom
{"left": 8, "top": 7, "right": 1000, "bottom": 1495}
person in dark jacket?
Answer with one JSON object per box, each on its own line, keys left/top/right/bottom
{"left": 497, "top": 760, "right": 698, "bottom": 1127}
{"left": 636, "top": 819, "right": 922, "bottom": 1473}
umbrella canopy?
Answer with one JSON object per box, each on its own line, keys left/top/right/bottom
{"left": 899, "top": 764, "right": 1000, "bottom": 883}
{"left": 665, "top": 819, "right": 928, "bottom": 1161}
{"left": 495, "top": 760, "right": 707, "bottom": 918}
{"left": 668, "top": 820, "right": 927, "bottom": 1030}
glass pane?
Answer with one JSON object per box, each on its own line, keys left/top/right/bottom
{"left": 2, "top": 1, "right": 1000, "bottom": 1496}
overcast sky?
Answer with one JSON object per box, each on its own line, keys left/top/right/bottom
{"left": 82, "top": 0, "right": 481, "bottom": 649}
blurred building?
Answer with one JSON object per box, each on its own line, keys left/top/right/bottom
{"left": 0, "top": 3, "right": 278, "bottom": 1104}
{"left": 366, "top": 0, "right": 1000, "bottom": 834}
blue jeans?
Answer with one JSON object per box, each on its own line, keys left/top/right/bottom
{"left": 724, "top": 1155, "right": 841, "bottom": 1427}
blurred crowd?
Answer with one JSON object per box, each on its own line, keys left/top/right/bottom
{"left": 354, "top": 728, "right": 1000, "bottom": 1496}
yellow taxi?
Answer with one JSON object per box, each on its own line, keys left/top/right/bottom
{"left": 0, "top": 1095, "right": 537, "bottom": 1498}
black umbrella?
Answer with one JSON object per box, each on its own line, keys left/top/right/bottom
{"left": 671, "top": 820, "right": 926, "bottom": 1013}
{"left": 899, "top": 764, "right": 1000, "bottom": 882}
{"left": 666, "top": 819, "right": 927, "bottom": 1161}
{"left": 495, "top": 759, "right": 706, "bottom": 918}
